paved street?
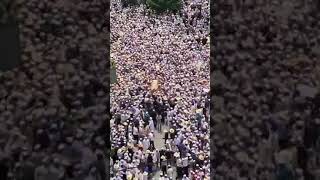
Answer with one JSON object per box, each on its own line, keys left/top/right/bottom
{"left": 152, "top": 126, "right": 177, "bottom": 179}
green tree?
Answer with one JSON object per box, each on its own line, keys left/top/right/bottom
{"left": 110, "top": 60, "right": 117, "bottom": 84}
{"left": 121, "top": 0, "right": 140, "bottom": 8}
{"left": 146, "top": 0, "right": 181, "bottom": 13}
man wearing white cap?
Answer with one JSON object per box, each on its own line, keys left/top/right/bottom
{"left": 142, "top": 171, "right": 148, "bottom": 180}
{"left": 176, "top": 157, "right": 183, "bottom": 179}
{"left": 182, "top": 157, "right": 189, "bottom": 176}
{"left": 182, "top": 174, "right": 190, "bottom": 180}
{"left": 149, "top": 118, "right": 155, "bottom": 132}
{"left": 158, "top": 172, "right": 164, "bottom": 180}
{"left": 160, "top": 155, "right": 167, "bottom": 175}
{"left": 142, "top": 137, "right": 150, "bottom": 150}
{"left": 167, "top": 164, "right": 174, "bottom": 178}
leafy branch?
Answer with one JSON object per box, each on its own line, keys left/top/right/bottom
{"left": 146, "top": 0, "right": 181, "bottom": 13}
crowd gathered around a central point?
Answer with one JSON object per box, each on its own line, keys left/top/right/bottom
{"left": 110, "top": 0, "right": 210, "bottom": 179}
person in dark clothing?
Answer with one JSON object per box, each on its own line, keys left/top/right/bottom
{"left": 111, "top": 147, "right": 119, "bottom": 164}
{"left": 149, "top": 141, "right": 155, "bottom": 151}
{"left": 176, "top": 158, "right": 183, "bottom": 179}
{"left": 122, "top": 172, "right": 127, "bottom": 180}
{"left": 164, "top": 131, "right": 169, "bottom": 144}
{"left": 168, "top": 99, "right": 176, "bottom": 108}
{"left": 149, "top": 110, "right": 157, "bottom": 125}
{"left": 169, "top": 131, "right": 175, "bottom": 140}
{"left": 159, "top": 148, "right": 166, "bottom": 158}
{"left": 196, "top": 37, "right": 201, "bottom": 44}
{"left": 160, "top": 157, "right": 167, "bottom": 175}
{"left": 202, "top": 37, "right": 207, "bottom": 45}
{"left": 147, "top": 154, "right": 153, "bottom": 174}
{"left": 177, "top": 167, "right": 183, "bottom": 179}
{"left": 114, "top": 114, "right": 121, "bottom": 125}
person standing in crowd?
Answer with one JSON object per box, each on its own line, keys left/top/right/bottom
{"left": 176, "top": 157, "right": 183, "bottom": 179}
{"left": 160, "top": 156, "right": 167, "bottom": 175}
{"left": 167, "top": 165, "right": 174, "bottom": 178}
{"left": 182, "top": 157, "right": 189, "bottom": 177}
{"left": 164, "top": 130, "right": 169, "bottom": 144}
{"left": 156, "top": 114, "right": 162, "bottom": 132}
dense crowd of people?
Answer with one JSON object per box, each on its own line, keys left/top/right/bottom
{"left": 0, "top": 0, "right": 108, "bottom": 180}
{"left": 110, "top": 0, "right": 210, "bottom": 179}
{"left": 213, "top": 0, "right": 320, "bottom": 179}
{"left": 2, "top": 0, "right": 319, "bottom": 179}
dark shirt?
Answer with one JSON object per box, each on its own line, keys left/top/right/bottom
{"left": 159, "top": 150, "right": 166, "bottom": 157}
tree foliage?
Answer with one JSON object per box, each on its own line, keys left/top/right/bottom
{"left": 111, "top": 59, "right": 116, "bottom": 68}
{"left": 146, "top": 0, "right": 181, "bottom": 13}
{"left": 110, "top": 60, "right": 117, "bottom": 84}
{"left": 121, "top": 0, "right": 140, "bottom": 8}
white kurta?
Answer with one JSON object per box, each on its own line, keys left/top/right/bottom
{"left": 143, "top": 139, "right": 150, "bottom": 150}
{"left": 149, "top": 120, "right": 155, "bottom": 132}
